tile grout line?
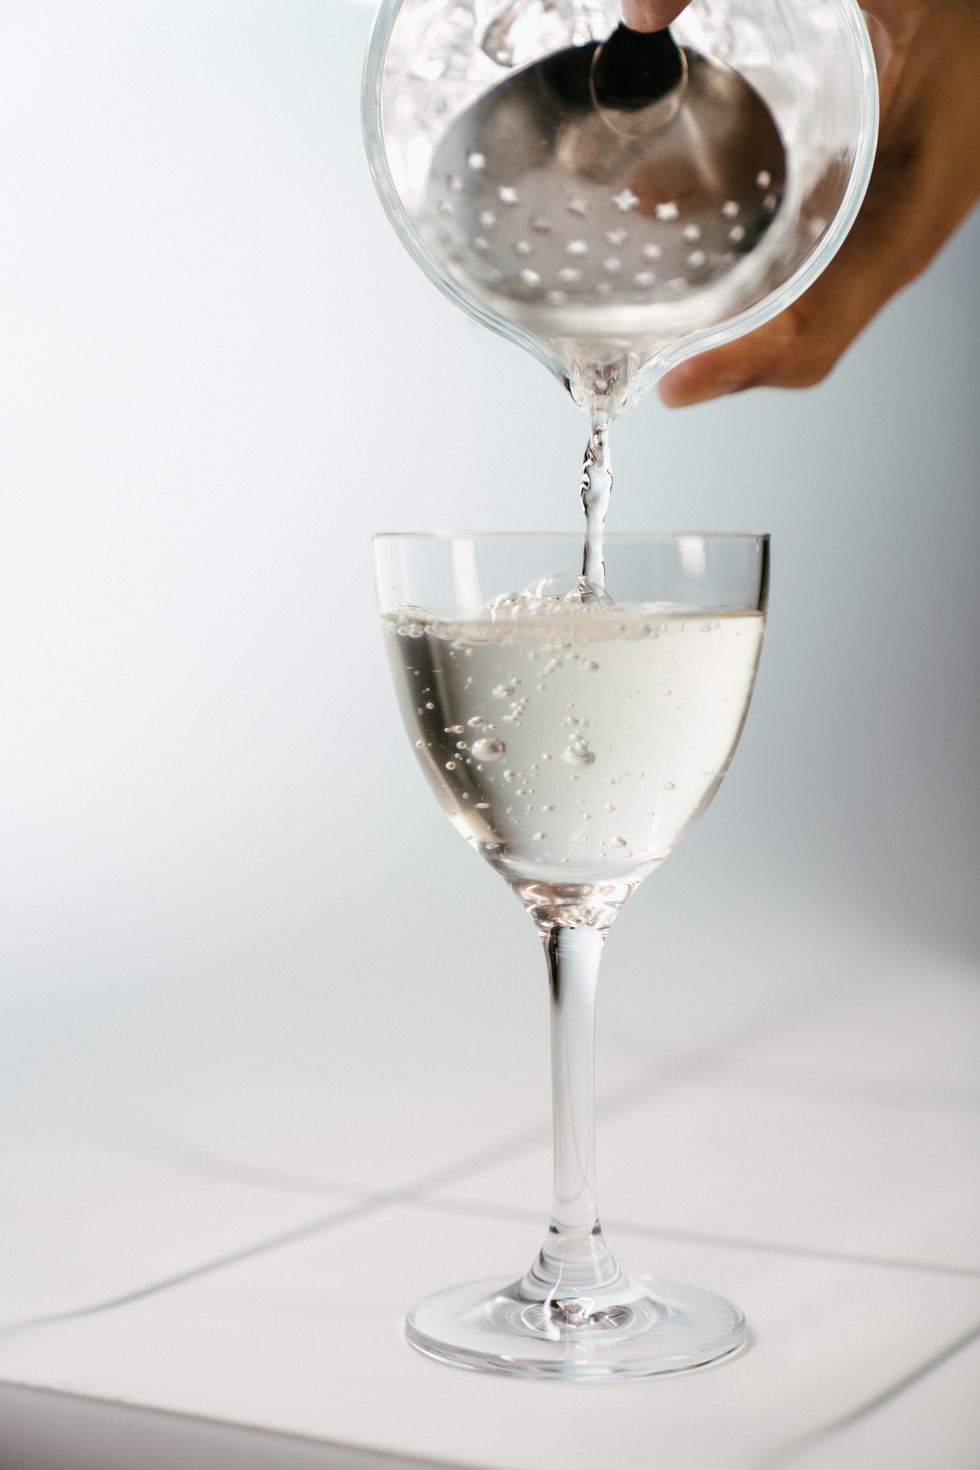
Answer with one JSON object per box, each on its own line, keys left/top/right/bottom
{"left": 0, "top": 1105, "right": 572, "bottom": 1340}
{"left": 7, "top": 979, "right": 969, "bottom": 1337}
{"left": 131, "top": 982, "right": 841, "bottom": 1211}
{"left": 756, "top": 1317, "right": 980, "bottom": 1469}
{"left": 703, "top": 1061, "right": 980, "bottom": 1117}
{"left": 421, "top": 1193, "right": 980, "bottom": 1280}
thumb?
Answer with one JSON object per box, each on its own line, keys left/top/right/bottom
{"left": 658, "top": 146, "right": 962, "bottom": 406}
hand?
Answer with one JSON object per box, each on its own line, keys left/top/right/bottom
{"left": 621, "top": 0, "right": 980, "bottom": 406}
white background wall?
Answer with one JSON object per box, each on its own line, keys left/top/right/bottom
{"left": 0, "top": 1, "right": 977, "bottom": 1159}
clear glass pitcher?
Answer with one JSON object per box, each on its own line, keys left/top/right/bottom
{"left": 362, "top": 0, "right": 879, "bottom": 410}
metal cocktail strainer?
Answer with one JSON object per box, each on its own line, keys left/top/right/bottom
{"left": 364, "top": 0, "right": 878, "bottom": 410}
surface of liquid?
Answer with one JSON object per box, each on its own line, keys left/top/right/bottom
{"left": 385, "top": 602, "right": 764, "bottom": 898}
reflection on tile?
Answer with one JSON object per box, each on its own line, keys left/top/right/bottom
{"left": 2, "top": 1204, "right": 979, "bottom": 1470}
{"left": 771, "top": 1327, "right": 980, "bottom": 1470}
{"left": 433, "top": 1078, "right": 980, "bottom": 1271}
{"left": 0, "top": 1138, "right": 358, "bottom": 1329}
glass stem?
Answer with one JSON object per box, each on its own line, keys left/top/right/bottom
{"left": 520, "top": 923, "right": 622, "bottom": 1306}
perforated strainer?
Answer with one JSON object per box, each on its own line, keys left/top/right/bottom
{"left": 364, "top": 0, "right": 878, "bottom": 410}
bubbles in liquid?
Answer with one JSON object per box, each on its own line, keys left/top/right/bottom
{"left": 486, "top": 575, "right": 613, "bottom": 620}
{"left": 523, "top": 572, "right": 612, "bottom": 606}
{"left": 562, "top": 736, "right": 596, "bottom": 768}
{"left": 471, "top": 737, "right": 506, "bottom": 761}
{"left": 493, "top": 683, "right": 516, "bottom": 699}
{"left": 467, "top": 715, "right": 487, "bottom": 727}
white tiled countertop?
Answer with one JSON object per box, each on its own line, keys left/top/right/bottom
{"left": 3, "top": 926, "right": 979, "bottom": 1470}
{"left": 1, "top": 4, "right": 979, "bottom": 1465}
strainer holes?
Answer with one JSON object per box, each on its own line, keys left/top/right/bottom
{"left": 612, "top": 188, "right": 640, "bottom": 213}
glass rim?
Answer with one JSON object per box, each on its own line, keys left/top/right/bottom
{"left": 373, "top": 530, "right": 769, "bottom": 542}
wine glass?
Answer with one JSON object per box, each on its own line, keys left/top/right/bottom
{"left": 375, "top": 531, "right": 768, "bottom": 1379}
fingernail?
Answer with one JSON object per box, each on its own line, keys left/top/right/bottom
{"left": 621, "top": 0, "right": 661, "bottom": 34}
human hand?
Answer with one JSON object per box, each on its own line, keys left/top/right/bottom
{"left": 620, "top": 0, "right": 980, "bottom": 406}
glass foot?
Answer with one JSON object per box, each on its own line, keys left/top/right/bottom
{"left": 406, "top": 1274, "right": 747, "bottom": 1380}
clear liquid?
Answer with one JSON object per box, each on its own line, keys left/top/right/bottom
{"left": 579, "top": 411, "right": 612, "bottom": 591}
{"left": 385, "top": 603, "right": 764, "bottom": 903}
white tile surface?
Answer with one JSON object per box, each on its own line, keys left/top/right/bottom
{"left": 725, "top": 955, "right": 980, "bottom": 1099}
{"left": 1, "top": 1204, "right": 978, "bottom": 1470}
{"left": 771, "top": 1330, "right": 980, "bottom": 1470}
{"left": 0, "top": 1137, "right": 358, "bottom": 1329}
{"left": 433, "top": 1076, "right": 980, "bottom": 1270}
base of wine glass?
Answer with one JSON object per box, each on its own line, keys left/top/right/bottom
{"left": 406, "top": 1273, "right": 747, "bottom": 1381}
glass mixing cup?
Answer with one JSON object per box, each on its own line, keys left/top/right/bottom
{"left": 362, "top": 0, "right": 879, "bottom": 412}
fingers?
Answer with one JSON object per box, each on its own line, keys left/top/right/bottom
{"left": 658, "top": 140, "right": 971, "bottom": 407}
{"left": 621, "top": 0, "right": 688, "bottom": 34}
{"left": 657, "top": 311, "right": 838, "bottom": 408}
{"left": 656, "top": 227, "right": 903, "bottom": 408}
{"left": 657, "top": 2, "right": 980, "bottom": 407}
